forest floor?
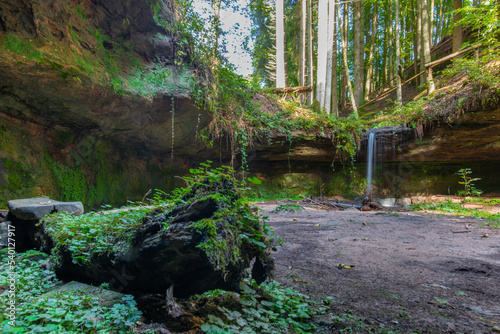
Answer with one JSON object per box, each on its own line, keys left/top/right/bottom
{"left": 258, "top": 200, "right": 500, "bottom": 333}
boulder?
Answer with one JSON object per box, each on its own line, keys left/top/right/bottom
{"left": 377, "top": 198, "right": 397, "bottom": 207}
{"left": 395, "top": 198, "right": 412, "bottom": 207}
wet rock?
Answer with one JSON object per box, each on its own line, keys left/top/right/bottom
{"left": 357, "top": 125, "right": 416, "bottom": 163}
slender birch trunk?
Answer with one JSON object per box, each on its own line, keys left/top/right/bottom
{"left": 430, "top": 0, "right": 435, "bottom": 43}
{"left": 388, "top": 6, "right": 394, "bottom": 87}
{"left": 434, "top": 0, "right": 444, "bottom": 44}
{"left": 316, "top": 0, "right": 328, "bottom": 108}
{"left": 421, "top": 0, "right": 435, "bottom": 94}
{"left": 300, "top": 0, "right": 307, "bottom": 102}
{"left": 307, "top": 0, "right": 314, "bottom": 104}
{"left": 417, "top": 0, "right": 425, "bottom": 86}
{"left": 325, "top": 0, "right": 337, "bottom": 115}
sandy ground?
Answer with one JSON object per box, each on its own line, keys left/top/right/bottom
{"left": 258, "top": 202, "right": 500, "bottom": 333}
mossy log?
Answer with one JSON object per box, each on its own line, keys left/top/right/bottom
{"left": 39, "top": 197, "right": 273, "bottom": 297}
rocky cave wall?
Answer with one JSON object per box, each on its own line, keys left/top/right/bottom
{"left": 0, "top": 0, "right": 213, "bottom": 208}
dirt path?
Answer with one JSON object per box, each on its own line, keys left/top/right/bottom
{"left": 258, "top": 203, "right": 500, "bottom": 333}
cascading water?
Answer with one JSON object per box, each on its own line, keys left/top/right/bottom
{"left": 366, "top": 131, "right": 376, "bottom": 194}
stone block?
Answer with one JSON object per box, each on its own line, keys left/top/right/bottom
{"left": 7, "top": 197, "right": 84, "bottom": 220}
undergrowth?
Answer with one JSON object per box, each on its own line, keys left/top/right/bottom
{"left": 197, "top": 278, "right": 325, "bottom": 333}
{"left": 166, "top": 161, "right": 277, "bottom": 273}
{"left": 271, "top": 203, "right": 305, "bottom": 213}
{"left": 0, "top": 250, "right": 141, "bottom": 333}
{"left": 43, "top": 207, "right": 154, "bottom": 265}
{"left": 411, "top": 200, "right": 500, "bottom": 228}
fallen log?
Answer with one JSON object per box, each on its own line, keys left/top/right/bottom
{"left": 19, "top": 167, "right": 275, "bottom": 297}
{"left": 265, "top": 86, "right": 313, "bottom": 94}
{"left": 40, "top": 194, "right": 273, "bottom": 297}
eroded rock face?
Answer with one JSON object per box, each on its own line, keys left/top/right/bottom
{"left": 0, "top": 0, "right": 213, "bottom": 208}
{"left": 399, "top": 108, "right": 500, "bottom": 162}
{"left": 356, "top": 125, "right": 416, "bottom": 163}
{"left": 0, "top": 0, "right": 211, "bottom": 156}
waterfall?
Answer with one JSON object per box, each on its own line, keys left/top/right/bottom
{"left": 366, "top": 131, "right": 376, "bottom": 194}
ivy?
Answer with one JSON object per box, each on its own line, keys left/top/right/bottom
{"left": 0, "top": 251, "right": 141, "bottom": 333}
{"left": 198, "top": 278, "right": 326, "bottom": 334}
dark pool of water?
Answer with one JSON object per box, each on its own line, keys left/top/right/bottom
{"left": 247, "top": 160, "right": 500, "bottom": 199}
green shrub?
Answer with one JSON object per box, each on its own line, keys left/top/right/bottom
{"left": 455, "top": 168, "right": 482, "bottom": 197}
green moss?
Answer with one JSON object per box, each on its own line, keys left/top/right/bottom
{"left": 73, "top": 6, "right": 87, "bottom": 20}
{"left": 2, "top": 34, "right": 43, "bottom": 61}
{"left": 41, "top": 162, "right": 276, "bottom": 272}
{"left": 127, "top": 64, "right": 195, "bottom": 97}
{"left": 45, "top": 156, "right": 88, "bottom": 203}
{"left": 44, "top": 207, "right": 152, "bottom": 264}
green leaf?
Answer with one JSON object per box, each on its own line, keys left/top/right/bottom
{"left": 239, "top": 299, "right": 256, "bottom": 307}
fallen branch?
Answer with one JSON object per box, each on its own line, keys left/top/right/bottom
{"left": 425, "top": 43, "right": 481, "bottom": 68}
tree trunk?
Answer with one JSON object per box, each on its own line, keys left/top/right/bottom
{"left": 307, "top": 0, "right": 314, "bottom": 105}
{"left": 353, "top": 0, "right": 364, "bottom": 107}
{"left": 416, "top": 0, "right": 425, "bottom": 86}
{"left": 300, "top": 0, "right": 307, "bottom": 102}
{"left": 382, "top": 15, "right": 389, "bottom": 84}
{"left": 373, "top": 42, "right": 379, "bottom": 90}
{"left": 340, "top": 61, "right": 347, "bottom": 110}
{"left": 276, "top": 0, "right": 286, "bottom": 88}
{"left": 395, "top": 0, "right": 403, "bottom": 104}
{"left": 325, "top": 0, "right": 338, "bottom": 116}
{"left": 316, "top": 0, "right": 328, "bottom": 109}
{"left": 436, "top": 0, "right": 444, "bottom": 43}
{"left": 338, "top": 3, "right": 358, "bottom": 117}
{"left": 212, "top": 0, "right": 221, "bottom": 60}
{"left": 421, "top": 0, "right": 435, "bottom": 94}
{"left": 452, "top": 0, "right": 463, "bottom": 52}
{"left": 430, "top": 0, "right": 435, "bottom": 43}
{"left": 387, "top": 5, "right": 394, "bottom": 87}
{"left": 364, "top": 3, "right": 378, "bottom": 100}
{"left": 340, "top": 3, "right": 347, "bottom": 110}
